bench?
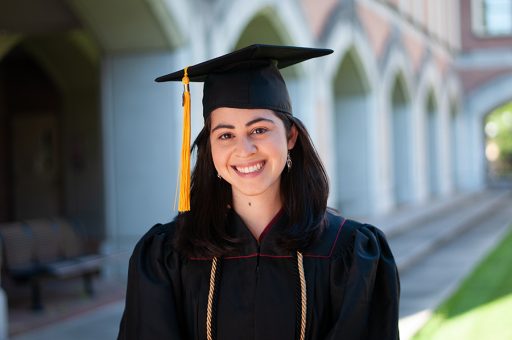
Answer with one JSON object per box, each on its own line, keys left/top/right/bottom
{"left": 0, "top": 218, "right": 103, "bottom": 310}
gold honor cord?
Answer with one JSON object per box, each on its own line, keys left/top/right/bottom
{"left": 206, "top": 257, "right": 218, "bottom": 340}
{"left": 297, "top": 251, "right": 307, "bottom": 340}
{"left": 206, "top": 253, "right": 307, "bottom": 340}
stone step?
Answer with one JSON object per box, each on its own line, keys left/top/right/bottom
{"left": 368, "top": 190, "right": 499, "bottom": 238}
{"left": 387, "top": 189, "right": 511, "bottom": 272}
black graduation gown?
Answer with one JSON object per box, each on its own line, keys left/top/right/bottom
{"left": 117, "top": 210, "right": 400, "bottom": 340}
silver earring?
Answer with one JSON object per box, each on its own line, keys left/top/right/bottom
{"left": 287, "top": 152, "right": 292, "bottom": 172}
{"left": 217, "top": 173, "right": 222, "bottom": 179}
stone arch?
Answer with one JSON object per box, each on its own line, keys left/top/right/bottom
{"left": 67, "top": 0, "right": 186, "bottom": 52}
{"left": 234, "top": 14, "right": 289, "bottom": 49}
{"left": 323, "top": 23, "right": 378, "bottom": 89}
{"left": 20, "top": 33, "right": 99, "bottom": 93}
{"left": 466, "top": 73, "right": 512, "bottom": 189}
{"left": 0, "top": 33, "right": 103, "bottom": 233}
{"left": 381, "top": 49, "right": 414, "bottom": 207}
{"left": 0, "top": 45, "right": 61, "bottom": 222}
{"left": 151, "top": 0, "right": 191, "bottom": 48}
{"left": 413, "top": 61, "right": 442, "bottom": 200}
{"left": 212, "top": 0, "right": 313, "bottom": 54}
{"left": 322, "top": 23, "right": 379, "bottom": 215}
{"left": 331, "top": 47, "right": 374, "bottom": 215}
{"left": 381, "top": 48, "right": 414, "bottom": 102}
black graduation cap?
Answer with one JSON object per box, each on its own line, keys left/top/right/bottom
{"left": 155, "top": 44, "right": 333, "bottom": 212}
{"left": 155, "top": 44, "right": 333, "bottom": 118}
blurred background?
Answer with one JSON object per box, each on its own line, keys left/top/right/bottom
{"left": 0, "top": 0, "right": 511, "bottom": 339}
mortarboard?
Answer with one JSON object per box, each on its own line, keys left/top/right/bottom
{"left": 155, "top": 44, "right": 333, "bottom": 212}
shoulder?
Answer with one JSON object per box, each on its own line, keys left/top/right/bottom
{"left": 304, "top": 209, "right": 391, "bottom": 260}
{"left": 135, "top": 220, "right": 177, "bottom": 250}
{"left": 129, "top": 220, "right": 180, "bottom": 266}
{"left": 303, "top": 209, "right": 347, "bottom": 258}
{"left": 140, "top": 220, "right": 177, "bottom": 243}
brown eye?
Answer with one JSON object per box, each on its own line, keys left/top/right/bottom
{"left": 219, "top": 132, "right": 233, "bottom": 140}
{"left": 252, "top": 127, "right": 268, "bottom": 135}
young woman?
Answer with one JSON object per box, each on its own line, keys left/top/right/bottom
{"left": 118, "top": 45, "right": 400, "bottom": 340}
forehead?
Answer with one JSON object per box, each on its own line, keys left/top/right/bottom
{"left": 209, "top": 108, "right": 278, "bottom": 125}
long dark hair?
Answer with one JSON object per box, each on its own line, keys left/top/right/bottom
{"left": 174, "top": 111, "right": 329, "bottom": 257}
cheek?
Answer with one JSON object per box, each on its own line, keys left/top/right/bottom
{"left": 210, "top": 144, "right": 227, "bottom": 170}
{"left": 269, "top": 134, "right": 289, "bottom": 157}
{"left": 261, "top": 138, "right": 289, "bottom": 170}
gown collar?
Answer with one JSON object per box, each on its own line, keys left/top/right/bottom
{"left": 225, "top": 208, "right": 292, "bottom": 258}
{"left": 187, "top": 210, "right": 346, "bottom": 260}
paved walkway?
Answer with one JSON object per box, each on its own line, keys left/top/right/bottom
{"left": 12, "top": 301, "right": 124, "bottom": 340}
{"left": 10, "top": 189, "right": 512, "bottom": 340}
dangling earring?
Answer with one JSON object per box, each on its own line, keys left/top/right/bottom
{"left": 217, "top": 172, "right": 222, "bottom": 179}
{"left": 287, "top": 152, "right": 292, "bottom": 172}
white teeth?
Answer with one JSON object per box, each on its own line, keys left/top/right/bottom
{"left": 236, "top": 162, "right": 263, "bottom": 174}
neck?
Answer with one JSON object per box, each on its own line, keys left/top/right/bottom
{"left": 232, "top": 186, "right": 282, "bottom": 241}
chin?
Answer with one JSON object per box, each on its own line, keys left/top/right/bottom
{"left": 233, "top": 186, "right": 268, "bottom": 197}
{"left": 232, "top": 179, "right": 281, "bottom": 197}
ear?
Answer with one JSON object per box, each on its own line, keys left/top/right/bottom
{"left": 287, "top": 124, "right": 298, "bottom": 150}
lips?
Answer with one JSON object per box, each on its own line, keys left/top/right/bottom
{"left": 233, "top": 161, "right": 265, "bottom": 174}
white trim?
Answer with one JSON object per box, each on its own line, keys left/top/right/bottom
{"left": 443, "top": 74, "right": 464, "bottom": 192}
{"left": 471, "top": 0, "right": 485, "bottom": 35}
{"left": 413, "top": 61, "right": 442, "bottom": 202}
{"left": 381, "top": 48, "right": 415, "bottom": 210}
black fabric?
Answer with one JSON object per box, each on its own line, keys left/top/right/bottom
{"left": 155, "top": 44, "right": 333, "bottom": 83}
{"left": 201, "top": 60, "right": 292, "bottom": 117}
{"left": 154, "top": 44, "right": 333, "bottom": 118}
{"left": 117, "top": 210, "right": 400, "bottom": 340}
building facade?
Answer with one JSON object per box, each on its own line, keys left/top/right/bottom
{"left": 1, "top": 0, "right": 511, "bottom": 268}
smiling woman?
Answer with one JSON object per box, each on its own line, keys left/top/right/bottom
{"left": 209, "top": 108, "right": 296, "bottom": 229}
{"left": 117, "top": 44, "right": 400, "bottom": 340}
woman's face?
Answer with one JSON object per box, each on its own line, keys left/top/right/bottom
{"left": 209, "top": 107, "right": 297, "bottom": 199}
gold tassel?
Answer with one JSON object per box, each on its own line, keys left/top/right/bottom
{"left": 178, "top": 67, "right": 191, "bottom": 212}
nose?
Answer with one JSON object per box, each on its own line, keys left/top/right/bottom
{"left": 235, "top": 135, "right": 256, "bottom": 156}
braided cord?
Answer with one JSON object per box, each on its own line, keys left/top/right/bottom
{"left": 206, "top": 254, "right": 306, "bottom": 340}
{"left": 297, "top": 251, "right": 307, "bottom": 340}
{"left": 206, "top": 257, "right": 219, "bottom": 340}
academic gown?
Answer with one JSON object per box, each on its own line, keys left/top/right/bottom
{"left": 118, "top": 210, "right": 400, "bottom": 340}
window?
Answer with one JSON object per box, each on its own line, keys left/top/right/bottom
{"left": 472, "top": 0, "right": 512, "bottom": 36}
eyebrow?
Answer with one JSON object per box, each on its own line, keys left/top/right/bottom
{"left": 246, "top": 117, "right": 275, "bottom": 127}
{"left": 211, "top": 117, "right": 275, "bottom": 133}
{"left": 211, "top": 124, "right": 234, "bottom": 133}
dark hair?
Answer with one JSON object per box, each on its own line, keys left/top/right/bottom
{"left": 174, "top": 111, "right": 329, "bottom": 257}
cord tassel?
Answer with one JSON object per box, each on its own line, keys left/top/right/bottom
{"left": 178, "top": 67, "right": 191, "bottom": 212}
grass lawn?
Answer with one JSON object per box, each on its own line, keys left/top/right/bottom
{"left": 413, "top": 225, "right": 512, "bottom": 340}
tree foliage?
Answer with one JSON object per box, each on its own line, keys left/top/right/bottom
{"left": 485, "top": 102, "right": 512, "bottom": 176}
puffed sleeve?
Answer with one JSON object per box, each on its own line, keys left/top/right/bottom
{"left": 117, "top": 223, "right": 185, "bottom": 339}
{"left": 325, "top": 222, "right": 400, "bottom": 340}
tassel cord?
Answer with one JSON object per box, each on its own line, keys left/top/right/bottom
{"left": 178, "top": 67, "right": 191, "bottom": 212}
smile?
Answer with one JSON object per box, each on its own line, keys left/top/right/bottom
{"left": 233, "top": 161, "right": 265, "bottom": 174}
